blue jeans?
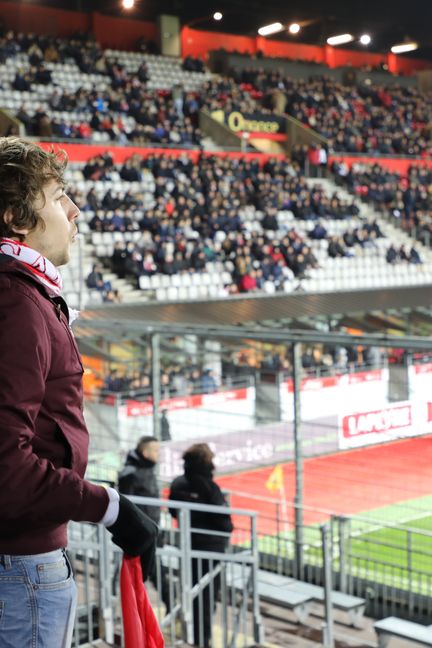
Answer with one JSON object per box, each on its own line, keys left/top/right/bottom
{"left": 0, "top": 549, "right": 77, "bottom": 648}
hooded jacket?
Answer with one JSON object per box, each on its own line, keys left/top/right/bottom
{"left": 0, "top": 255, "right": 108, "bottom": 554}
{"left": 118, "top": 450, "right": 160, "bottom": 524}
{"left": 169, "top": 456, "right": 233, "bottom": 551}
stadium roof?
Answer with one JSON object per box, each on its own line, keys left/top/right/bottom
{"left": 76, "top": 284, "right": 432, "bottom": 349}
{"left": 37, "top": 0, "right": 432, "bottom": 60}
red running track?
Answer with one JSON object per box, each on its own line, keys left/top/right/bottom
{"left": 216, "top": 436, "right": 432, "bottom": 536}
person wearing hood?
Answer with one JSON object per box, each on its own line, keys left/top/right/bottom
{"left": 169, "top": 443, "right": 233, "bottom": 648}
{"left": 118, "top": 436, "right": 170, "bottom": 611}
{"left": 119, "top": 436, "right": 161, "bottom": 525}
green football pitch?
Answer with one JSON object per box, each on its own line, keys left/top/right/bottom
{"left": 257, "top": 496, "right": 432, "bottom": 595}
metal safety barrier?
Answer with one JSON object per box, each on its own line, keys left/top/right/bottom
{"left": 67, "top": 495, "right": 263, "bottom": 648}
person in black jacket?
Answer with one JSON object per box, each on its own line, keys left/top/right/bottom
{"left": 169, "top": 443, "right": 233, "bottom": 648}
{"left": 118, "top": 436, "right": 170, "bottom": 611}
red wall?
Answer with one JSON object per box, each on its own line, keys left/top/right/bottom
{"left": 325, "top": 45, "right": 386, "bottom": 69}
{"left": 0, "top": 0, "right": 90, "bottom": 36}
{"left": 181, "top": 27, "right": 431, "bottom": 77}
{"left": 256, "top": 37, "right": 325, "bottom": 63}
{"left": 92, "top": 13, "right": 156, "bottom": 50}
{"left": 181, "top": 26, "right": 256, "bottom": 60}
{"left": 0, "top": 0, "right": 430, "bottom": 76}
{"left": 41, "top": 143, "right": 432, "bottom": 176}
{"left": 329, "top": 155, "right": 432, "bottom": 175}
{"left": 392, "top": 56, "right": 432, "bottom": 75}
{"left": 0, "top": 2, "right": 156, "bottom": 49}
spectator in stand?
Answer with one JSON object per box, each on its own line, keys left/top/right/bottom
{"left": 16, "top": 104, "right": 33, "bottom": 133}
{"left": 328, "top": 236, "right": 348, "bottom": 258}
{"left": 201, "top": 369, "right": 218, "bottom": 394}
{"left": 12, "top": 69, "right": 32, "bottom": 91}
{"left": 386, "top": 244, "right": 398, "bottom": 264}
{"left": 409, "top": 246, "right": 422, "bottom": 264}
{"left": 182, "top": 55, "right": 204, "bottom": 73}
{"left": 160, "top": 409, "right": 171, "bottom": 441}
{"left": 310, "top": 221, "right": 328, "bottom": 240}
{"left": 34, "top": 63, "right": 52, "bottom": 85}
{"left": 86, "top": 263, "right": 112, "bottom": 295}
{"left": 307, "top": 144, "right": 320, "bottom": 177}
{"left": 103, "top": 368, "right": 125, "bottom": 393}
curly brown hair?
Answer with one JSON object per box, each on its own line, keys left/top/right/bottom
{"left": 0, "top": 137, "right": 67, "bottom": 241}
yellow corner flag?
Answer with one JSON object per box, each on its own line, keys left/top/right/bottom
{"left": 265, "top": 464, "right": 284, "bottom": 493}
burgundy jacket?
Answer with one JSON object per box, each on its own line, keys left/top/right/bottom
{"left": 0, "top": 255, "right": 109, "bottom": 554}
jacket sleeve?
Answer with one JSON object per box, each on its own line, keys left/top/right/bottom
{"left": 0, "top": 287, "right": 108, "bottom": 528}
{"left": 206, "top": 481, "right": 234, "bottom": 534}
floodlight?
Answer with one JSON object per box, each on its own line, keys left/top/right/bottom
{"left": 327, "top": 33, "right": 354, "bottom": 46}
{"left": 391, "top": 42, "right": 418, "bottom": 54}
{"left": 258, "top": 22, "right": 284, "bottom": 36}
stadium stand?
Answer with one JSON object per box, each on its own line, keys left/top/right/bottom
{"left": 0, "top": 32, "right": 210, "bottom": 146}
{"left": 234, "top": 70, "right": 432, "bottom": 156}
{"left": 3, "top": 31, "right": 432, "bottom": 158}
{"left": 2, "top": 15, "right": 432, "bottom": 647}
{"left": 60, "top": 151, "right": 432, "bottom": 308}
{"left": 227, "top": 567, "right": 366, "bottom": 627}
{"left": 333, "top": 160, "right": 432, "bottom": 246}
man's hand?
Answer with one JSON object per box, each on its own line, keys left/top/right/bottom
{"left": 107, "top": 495, "right": 158, "bottom": 557}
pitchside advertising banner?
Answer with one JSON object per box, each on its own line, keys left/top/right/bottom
{"left": 338, "top": 363, "right": 432, "bottom": 449}
{"left": 211, "top": 109, "right": 286, "bottom": 134}
{"left": 113, "top": 364, "right": 432, "bottom": 478}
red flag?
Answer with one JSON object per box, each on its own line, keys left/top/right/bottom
{"left": 120, "top": 555, "right": 165, "bottom": 648}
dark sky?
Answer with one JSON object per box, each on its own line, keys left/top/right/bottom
{"left": 37, "top": 0, "right": 432, "bottom": 56}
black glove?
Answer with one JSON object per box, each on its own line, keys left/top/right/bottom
{"left": 107, "top": 495, "right": 159, "bottom": 558}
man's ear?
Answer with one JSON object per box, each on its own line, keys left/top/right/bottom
{"left": 3, "top": 209, "right": 30, "bottom": 236}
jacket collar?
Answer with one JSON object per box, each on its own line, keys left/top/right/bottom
{"left": 126, "top": 449, "right": 156, "bottom": 470}
{"left": 0, "top": 254, "right": 69, "bottom": 320}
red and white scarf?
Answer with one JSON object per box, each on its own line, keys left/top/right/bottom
{"left": 0, "top": 237, "right": 63, "bottom": 297}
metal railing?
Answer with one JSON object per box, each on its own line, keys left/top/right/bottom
{"left": 225, "top": 487, "right": 432, "bottom": 623}
{"left": 67, "top": 495, "right": 263, "bottom": 648}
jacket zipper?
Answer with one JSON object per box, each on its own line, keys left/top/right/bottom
{"left": 55, "top": 304, "right": 83, "bottom": 370}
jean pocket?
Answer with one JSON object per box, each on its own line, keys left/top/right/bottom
{"left": 0, "top": 601, "right": 4, "bottom": 625}
{"left": 36, "top": 553, "right": 72, "bottom": 589}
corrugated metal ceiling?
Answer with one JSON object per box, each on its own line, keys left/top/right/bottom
{"left": 80, "top": 285, "right": 432, "bottom": 328}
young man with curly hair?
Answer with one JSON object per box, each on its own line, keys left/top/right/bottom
{"left": 0, "top": 137, "right": 157, "bottom": 648}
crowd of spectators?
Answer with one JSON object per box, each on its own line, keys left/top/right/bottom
{"left": 2, "top": 29, "right": 204, "bottom": 145}
{"left": 332, "top": 160, "right": 432, "bottom": 248}
{"left": 385, "top": 244, "right": 422, "bottom": 265}
{"left": 236, "top": 69, "right": 432, "bottom": 156}
{"left": 99, "top": 341, "right": 385, "bottom": 401}
{"left": 102, "top": 364, "right": 220, "bottom": 399}
{"left": 67, "top": 153, "right": 373, "bottom": 293}
{"left": 3, "top": 29, "right": 432, "bottom": 157}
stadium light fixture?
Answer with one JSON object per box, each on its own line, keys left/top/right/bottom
{"left": 327, "top": 33, "right": 354, "bottom": 46}
{"left": 288, "top": 23, "right": 301, "bottom": 34}
{"left": 359, "top": 34, "right": 371, "bottom": 46}
{"left": 122, "top": 0, "right": 134, "bottom": 8}
{"left": 258, "top": 22, "right": 284, "bottom": 36}
{"left": 391, "top": 41, "right": 418, "bottom": 54}
{"left": 213, "top": 12, "right": 223, "bottom": 21}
